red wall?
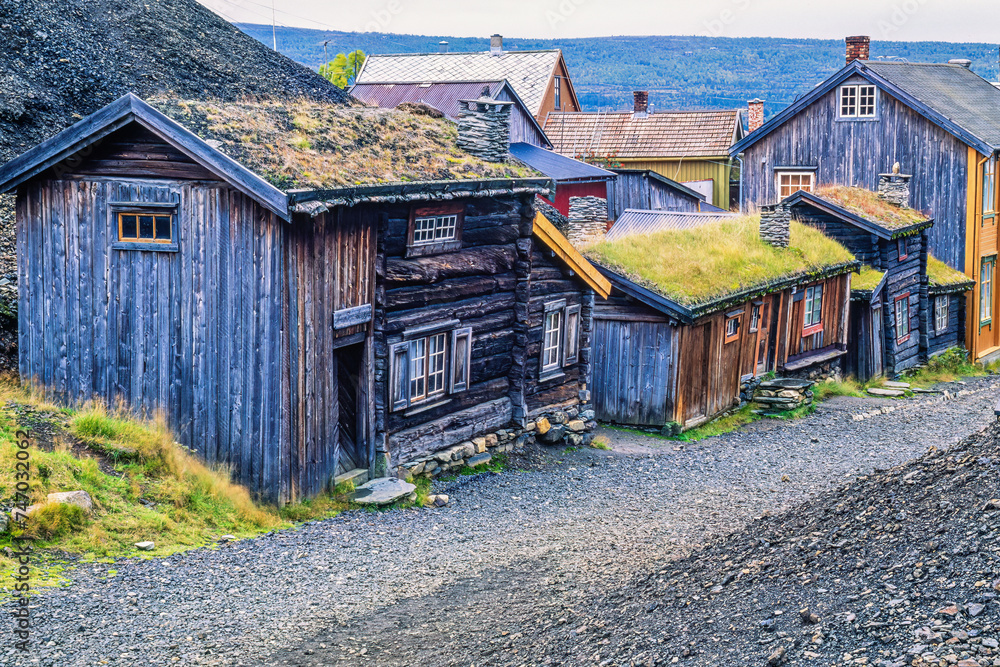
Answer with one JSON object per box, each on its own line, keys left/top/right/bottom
{"left": 543, "top": 181, "right": 610, "bottom": 216}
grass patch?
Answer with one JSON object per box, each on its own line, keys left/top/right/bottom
{"left": 927, "top": 255, "right": 974, "bottom": 289}
{"left": 812, "top": 377, "right": 867, "bottom": 401}
{"left": 590, "top": 436, "right": 611, "bottom": 450}
{"left": 585, "top": 216, "right": 855, "bottom": 306}
{"left": 814, "top": 185, "right": 928, "bottom": 229}
{"left": 852, "top": 266, "right": 885, "bottom": 292}
{"left": 899, "top": 347, "right": 988, "bottom": 388}
{"left": 672, "top": 403, "right": 761, "bottom": 441}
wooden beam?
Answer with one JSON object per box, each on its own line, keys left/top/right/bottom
{"left": 532, "top": 211, "right": 611, "bottom": 299}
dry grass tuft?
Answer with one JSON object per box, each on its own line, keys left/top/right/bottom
{"left": 814, "top": 185, "right": 928, "bottom": 229}
{"left": 853, "top": 266, "right": 885, "bottom": 292}
{"left": 927, "top": 254, "right": 973, "bottom": 288}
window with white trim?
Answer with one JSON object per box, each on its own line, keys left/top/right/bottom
{"left": 777, "top": 171, "right": 814, "bottom": 198}
{"left": 984, "top": 155, "right": 996, "bottom": 220}
{"left": 749, "top": 303, "right": 761, "bottom": 333}
{"left": 839, "top": 84, "right": 877, "bottom": 118}
{"left": 389, "top": 324, "right": 472, "bottom": 411}
{"left": 724, "top": 316, "right": 740, "bottom": 343}
{"left": 934, "top": 296, "right": 949, "bottom": 334}
{"left": 895, "top": 293, "right": 911, "bottom": 341}
{"left": 803, "top": 284, "right": 824, "bottom": 331}
{"left": 540, "top": 300, "right": 582, "bottom": 380}
{"left": 412, "top": 215, "right": 458, "bottom": 245}
{"left": 981, "top": 256, "right": 995, "bottom": 325}
{"left": 407, "top": 203, "right": 464, "bottom": 257}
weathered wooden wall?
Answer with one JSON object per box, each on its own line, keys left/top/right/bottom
{"left": 617, "top": 158, "right": 731, "bottom": 210}
{"left": 785, "top": 274, "right": 851, "bottom": 360}
{"left": 17, "top": 176, "right": 285, "bottom": 499}
{"left": 928, "top": 292, "right": 965, "bottom": 356}
{"left": 494, "top": 86, "right": 549, "bottom": 147}
{"left": 741, "top": 74, "right": 970, "bottom": 270}
{"left": 881, "top": 233, "right": 923, "bottom": 373}
{"left": 608, "top": 171, "right": 703, "bottom": 220}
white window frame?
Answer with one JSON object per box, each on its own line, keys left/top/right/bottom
{"left": 749, "top": 303, "right": 761, "bottom": 333}
{"left": 389, "top": 324, "right": 473, "bottom": 412}
{"left": 934, "top": 296, "right": 949, "bottom": 335}
{"left": 981, "top": 256, "right": 995, "bottom": 325}
{"left": 554, "top": 76, "right": 562, "bottom": 110}
{"left": 839, "top": 84, "right": 877, "bottom": 118}
{"left": 803, "top": 284, "right": 823, "bottom": 331}
{"left": 777, "top": 171, "right": 814, "bottom": 199}
{"left": 895, "top": 294, "right": 911, "bottom": 341}
{"left": 540, "top": 299, "right": 582, "bottom": 380}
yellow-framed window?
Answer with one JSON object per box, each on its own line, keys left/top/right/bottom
{"left": 118, "top": 211, "right": 173, "bottom": 244}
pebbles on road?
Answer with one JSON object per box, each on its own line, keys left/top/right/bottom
{"left": 4, "top": 377, "right": 999, "bottom": 667}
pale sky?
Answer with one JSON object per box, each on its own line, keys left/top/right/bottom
{"left": 199, "top": 0, "right": 1000, "bottom": 42}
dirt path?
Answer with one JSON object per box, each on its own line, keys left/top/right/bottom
{"left": 6, "top": 378, "right": 1000, "bottom": 667}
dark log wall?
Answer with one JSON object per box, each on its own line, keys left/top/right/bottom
{"left": 284, "top": 208, "right": 376, "bottom": 500}
{"left": 882, "top": 234, "right": 923, "bottom": 373}
{"left": 377, "top": 197, "right": 523, "bottom": 464}
{"left": 792, "top": 209, "right": 880, "bottom": 266}
{"left": 741, "top": 74, "right": 970, "bottom": 270}
{"left": 928, "top": 293, "right": 965, "bottom": 356}
{"left": 17, "top": 176, "right": 285, "bottom": 499}
{"left": 609, "top": 172, "right": 703, "bottom": 220}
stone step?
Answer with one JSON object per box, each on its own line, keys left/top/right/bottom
{"left": 884, "top": 381, "right": 911, "bottom": 389}
{"left": 868, "top": 387, "right": 905, "bottom": 397}
{"left": 334, "top": 468, "right": 370, "bottom": 490}
{"left": 349, "top": 477, "right": 416, "bottom": 507}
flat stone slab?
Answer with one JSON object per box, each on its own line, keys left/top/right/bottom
{"left": 758, "top": 378, "right": 814, "bottom": 390}
{"left": 868, "top": 387, "right": 905, "bottom": 397}
{"left": 467, "top": 452, "right": 492, "bottom": 468}
{"left": 350, "top": 477, "right": 415, "bottom": 506}
{"left": 334, "top": 468, "right": 369, "bottom": 490}
{"left": 884, "top": 381, "right": 911, "bottom": 389}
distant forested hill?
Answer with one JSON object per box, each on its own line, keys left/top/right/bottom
{"left": 237, "top": 24, "right": 1000, "bottom": 115}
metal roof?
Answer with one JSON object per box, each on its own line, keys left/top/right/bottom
{"left": 509, "top": 142, "right": 614, "bottom": 182}
{"left": 606, "top": 209, "right": 737, "bottom": 240}
{"left": 544, "top": 109, "right": 744, "bottom": 159}
{"left": 356, "top": 50, "right": 568, "bottom": 118}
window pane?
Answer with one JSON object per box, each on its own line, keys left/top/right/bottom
{"left": 120, "top": 214, "right": 137, "bottom": 239}
{"left": 154, "top": 215, "right": 172, "bottom": 240}
{"left": 858, "top": 86, "right": 876, "bottom": 116}
{"left": 427, "top": 333, "right": 447, "bottom": 396}
{"left": 409, "top": 338, "right": 426, "bottom": 399}
{"left": 137, "top": 215, "right": 154, "bottom": 239}
{"left": 543, "top": 311, "right": 561, "bottom": 369}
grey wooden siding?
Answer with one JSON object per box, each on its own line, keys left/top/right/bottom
{"left": 609, "top": 171, "right": 702, "bottom": 220}
{"left": 495, "top": 86, "right": 548, "bottom": 147}
{"left": 742, "top": 74, "right": 970, "bottom": 270}
{"left": 17, "top": 177, "right": 284, "bottom": 499}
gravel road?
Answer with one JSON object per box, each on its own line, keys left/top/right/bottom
{"left": 4, "top": 377, "right": 999, "bottom": 667}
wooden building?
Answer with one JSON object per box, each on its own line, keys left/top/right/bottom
{"left": 608, "top": 169, "right": 723, "bottom": 221}
{"left": 0, "top": 93, "right": 609, "bottom": 502}
{"left": 731, "top": 36, "right": 1000, "bottom": 363}
{"left": 544, "top": 95, "right": 744, "bottom": 209}
{"left": 355, "top": 36, "right": 581, "bottom": 123}
{"left": 350, "top": 79, "right": 550, "bottom": 148}
{"left": 508, "top": 142, "right": 615, "bottom": 218}
{"left": 584, "top": 214, "right": 857, "bottom": 429}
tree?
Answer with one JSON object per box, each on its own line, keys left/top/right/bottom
{"left": 319, "top": 50, "right": 365, "bottom": 89}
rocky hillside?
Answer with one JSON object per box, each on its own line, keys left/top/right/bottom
{"left": 531, "top": 419, "right": 1000, "bottom": 666}
{"left": 0, "top": 0, "right": 351, "bottom": 371}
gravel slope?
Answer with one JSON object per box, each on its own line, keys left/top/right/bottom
{"left": 3, "top": 377, "right": 999, "bottom": 666}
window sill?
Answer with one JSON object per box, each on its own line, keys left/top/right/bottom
{"left": 897, "top": 334, "right": 911, "bottom": 344}
{"left": 406, "top": 240, "right": 462, "bottom": 258}
{"left": 802, "top": 323, "right": 824, "bottom": 337}
{"left": 404, "top": 397, "right": 451, "bottom": 417}
{"left": 113, "top": 242, "right": 179, "bottom": 253}
{"left": 981, "top": 319, "right": 993, "bottom": 328}
{"left": 724, "top": 336, "right": 739, "bottom": 345}
{"left": 835, "top": 116, "right": 880, "bottom": 122}
{"left": 539, "top": 368, "right": 565, "bottom": 383}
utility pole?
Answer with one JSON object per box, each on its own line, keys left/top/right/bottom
{"left": 271, "top": 0, "right": 277, "bottom": 51}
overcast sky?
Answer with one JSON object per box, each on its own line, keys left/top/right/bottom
{"left": 199, "top": 0, "right": 999, "bottom": 42}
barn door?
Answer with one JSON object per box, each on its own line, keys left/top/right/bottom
{"left": 334, "top": 342, "right": 368, "bottom": 475}
{"left": 592, "top": 318, "right": 673, "bottom": 426}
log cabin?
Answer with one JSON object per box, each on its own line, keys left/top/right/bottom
{"left": 0, "top": 93, "right": 610, "bottom": 503}
{"left": 781, "top": 182, "right": 973, "bottom": 380}
{"left": 607, "top": 169, "right": 725, "bottom": 221}
{"left": 731, "top": 35, "right": 1000, "bottom": 363}
{"left": 583, "top": 213, "right": 858, "bottom": 430}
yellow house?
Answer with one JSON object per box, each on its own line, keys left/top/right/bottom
{"left": 543, "top": 95, "right": 745, "bottom": 210}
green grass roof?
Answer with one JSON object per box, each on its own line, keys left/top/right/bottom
{"left": 815, "top": 185, "right": 929, "bottom": 230}
{"left": 151, "top": 99, "right": 537, "bottom": 191}
{"left": 586, "top": 214, "right": 856, "bottom": 306}
{"left": 852, "top": 266, "right": 885, "bottom": 292}
{"left": 928, "top": 254, "right": 973, "bottom": 288}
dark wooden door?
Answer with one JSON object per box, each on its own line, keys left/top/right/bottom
{"left": 593, "top": 319, "right": 674, "bottom": 426}
{"left": 870, "top": 303, "right": 884, "bottom": 379}
{"left": 682, "top": 323, "right": 711, "bottom": 425}
{"left": 335, "top": 343, "right": 367, "bottom": 475}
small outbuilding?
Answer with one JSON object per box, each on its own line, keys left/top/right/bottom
{"left": 585, "top": 213, "right": 858, "bottom": 429}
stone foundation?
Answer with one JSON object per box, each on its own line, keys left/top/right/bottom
{"left": 753, "top": 378, "right": 814, "bottom": 413}
{"left": 398, "top": 406, "right": 596, "bottom": 480}
{"left": 783, "top": 358, "right": 843, "bottom": 383}
{"left": 739, "top": 374, "right": 763, "bottom": 407}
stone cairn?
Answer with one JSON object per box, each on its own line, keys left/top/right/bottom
{"left": 760, "top": 203, "right": 791, "bottom": 248}
{"left": 753, "top": 378, "right": 814, "bottom": 413}
{"left": 877, "top": 172, "right": 912, "bottom": 207}
{"left": 457, "top": 91, "right": 512, "bottom": 164}
{"left": 567, "top": 196, "right": 608, "bottom": 246}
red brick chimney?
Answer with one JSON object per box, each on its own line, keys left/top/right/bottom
{"left": 747, "top": 99, "right": 764, "bottom": 133}
{"left": 633, "top": 91, "right": 649, "bottom": 117}
{"left": 846, "top": 35, "right": 870, "bottom": 64}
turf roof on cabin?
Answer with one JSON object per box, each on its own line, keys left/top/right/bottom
{"left": 150, "top": 99, "right": 538, "bottom": 191}
{"left": 927, "top": 255, "right": 975, "bottom": 290}
{"left": 852, "top": 266, "right": 886, "bottom": 293}
{"left": 813, "top": 185, "right": 929, "bottom": 230}
{"left": 585, "top": 215, "right": 856, "bottom": 308}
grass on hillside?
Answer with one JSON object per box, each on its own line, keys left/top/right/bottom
{"left": 899, "top": 347, "right": 990, "bottom": 388}
{"left": 585, "top": 216, "right": 855, "bottom": 306}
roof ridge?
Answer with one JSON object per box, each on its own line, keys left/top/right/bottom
{"left": 366, "top": 50, "right": 561, "bottom": 57}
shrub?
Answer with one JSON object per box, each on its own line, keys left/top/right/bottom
{"left": 26, "top": 503, "right": 87, "bottom": 540}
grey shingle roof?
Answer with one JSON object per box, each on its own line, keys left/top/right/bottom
{"left": 863, "top": 61, "right": 1000, "bottom": 151}
{"left": 356, "top": 51, "right": 562, "bottom": 118}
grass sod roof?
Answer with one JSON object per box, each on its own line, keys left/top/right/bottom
{"left": 813, "top": 185, "right": 929, "bottom": 231}
{"left": 150, "top": 99, "right": 538, "bottom": 191}
{"left": 851, "top": 266, "right": 886, "bottom": 293}
{"left": 927, "top": 254, "right": 975, "bottom": 291}
{"left": 585, "top": 215, "right": 856, "bottom": 308}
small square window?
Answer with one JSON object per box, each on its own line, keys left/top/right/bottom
{"left": 898, "top": 237, "right": 908, "bottom": 260}
{"left": 724, "top": 316, "right": 740, "bottom": 343}
{"left": 407, "top": 204, "right": 464, "bottom": 257}
{"left": 840, "top": 84, "right": 877, "bottom": 118}
{"left": 112, "top": 204, "right": 178, "bottom": 251}
{"left": 777, "top": 171, "right": 813, "bottom": 199}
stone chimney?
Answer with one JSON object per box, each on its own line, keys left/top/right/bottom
{"left": 633, "top": 91, "right": 649, "bottom": 117}
{"left": 760, "top": 203, "right": 791, "bottom": 248}
{"left": 567, "top": 196, "right": 608, "bottom": 246}
{"left": 438, "top": 41, "right": 449, "bottom": 53}
{"left": 948, "top": 58, "right": 972, "bottom": 69}
{"left": 457, "top": 91, "right": 512, "bottom": 163}
{"left": 490, "top": 34, "right": 503, "bottom": 56}
{"left": 877, "top": 168, "right": 912, "bottom": 207}
{"left": 846, "top": 35, "right": 870, "bottom": 63}
{"left": 747, "top": 98, "right": 764, "bottom": 133}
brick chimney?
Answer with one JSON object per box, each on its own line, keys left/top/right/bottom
{"left": 846, "top": 35, "right": 870, "bottom": 64}
{"left": 457, "top": 90, "right": 512, "bottom": 163}
{"left": 633, "top": 91, "right": 649, "bottom": 117}
{"left": 760, "top": 203, "right": 791, "bottom": 248}
{"left": 438, "top": 41, "right": 449, "bottom": 53}
{"left": 747, "top": 99, "right": 764, "bottom": 133}
{"left": 490, "top": 34, "right": 503, "bottom": 56}
{"left": 877, "top": 166, "right": 912, "bottom": 207}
